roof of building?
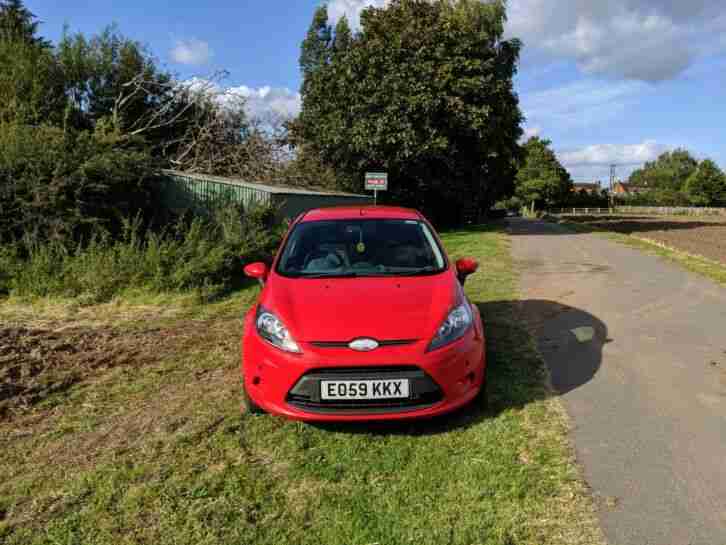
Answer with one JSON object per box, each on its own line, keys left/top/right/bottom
{"left": 162, "top": 169, "right": 371, "bottom": 199}
{"left": 572, "top": 182, "right": 602, "bottom": 189}
{"left": 615, "top": 181, "right": 646, "bottom": 190}
{"left": 300, "top": 206, "right": 423, "bottom": 222}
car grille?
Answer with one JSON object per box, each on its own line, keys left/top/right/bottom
{"left": 310, "top": 339, "right": 417, "bottom": 349}
{"left": 286, "top": 366, "right": 443, "bottom": 414}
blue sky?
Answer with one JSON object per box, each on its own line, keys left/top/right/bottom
{"left": 27, "top": 0, "right": 726, "bottom": 183}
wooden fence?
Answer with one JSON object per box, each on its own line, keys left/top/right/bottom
{"left": 551, "top": 206, "right": 726, "bottom": 217}
{"left": 613, "top": 206, "right": 726, "bottom": 216}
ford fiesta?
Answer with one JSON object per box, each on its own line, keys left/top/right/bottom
{"left": 241, "top": 206, "right": 486, "bottom": 421}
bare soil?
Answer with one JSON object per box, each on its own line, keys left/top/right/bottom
{"left": 562, "top": 215, "right": 726, "bottom": 264}
{"left": 0, "top": 324, "right": 195, "bottom": 420}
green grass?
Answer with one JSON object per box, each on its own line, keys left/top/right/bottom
{"left": 0, "top": 224, "right": 603, "bottom": 545}
{"left": 550, "top": 215, "right": 726, "bottom": 286}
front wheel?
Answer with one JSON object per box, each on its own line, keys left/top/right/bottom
{"left": 242, "top": 382, "right": 265, "bottom": 416}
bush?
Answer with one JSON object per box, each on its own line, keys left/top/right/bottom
{"left": 2, "top": 202, "right": 284, "bottom": 303}
{"left": 0, "top": 122, "right": 157, "bottom": 246}
{"left": 617, "top": 188, "right": 691, "bottom": 207}
{"left": 683, "top": 159, "right": 726, "bottom": 206}
{"left": 0, "top": 243, "right": 20, "bottom": 295}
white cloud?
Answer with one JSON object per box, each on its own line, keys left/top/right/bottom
{"left": 558, "top": 140, "right": 671, "bottom": 181}
{"left": 182, "top": 79, "right": 301, "bottom": 119}
{"left": 560, "top": 141, "right": 670, "bottom": 167}
{"left": 327, "top": 0, "right": 726, "bottom": 81}
{"left": 170, "top": 38, "right": 212, "bottom": 65}
{"left": 506, "top": 0, "right": 726, "bottom": 81}
{"left": 228, "top": 86, "right": 301, "bottom": 119}
{"left": 522, "top": 126, "right": 541, "bottom": 140}
{"left": 521, "top": 79, "right": 647, "bottom": 130}
{"left": 327, "top": 0, "right": 388, "bottom": 28}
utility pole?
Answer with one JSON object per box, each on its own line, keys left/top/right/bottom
{"left": 609, "top": 164, "right": 617, "bottom": 210}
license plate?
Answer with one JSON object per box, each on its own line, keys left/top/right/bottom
{"left": 320, "top": 379, "right": 410, "bottom": 400}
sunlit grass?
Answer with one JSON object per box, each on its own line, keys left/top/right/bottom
{"left": 0, "top": 223, "right": 603, "bottom": 545}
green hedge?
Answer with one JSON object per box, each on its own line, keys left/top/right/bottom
{"left": 0, "top": 202, "right": 283, "bottom": 303}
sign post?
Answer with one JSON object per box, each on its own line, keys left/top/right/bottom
{"left": 365, "top": 172, "right": 388, "bottom": 205}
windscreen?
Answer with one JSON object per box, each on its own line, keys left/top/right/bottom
{"left": 276, "top": 219, "right": 446, "bottom": 278}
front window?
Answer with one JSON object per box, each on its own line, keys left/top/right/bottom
{"left": 276, "top": 219, "right": 447, "bottom": 278}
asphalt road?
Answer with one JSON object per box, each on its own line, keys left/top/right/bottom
{"left": 508, "top": 218, "right": 726, "bottom": 545}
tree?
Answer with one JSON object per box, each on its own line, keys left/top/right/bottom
{"left": 57, "top": 26, "right": 173, "bottom": 134}
{"left": 514, "top": 137, "right": 572, "bottom": 210}
{"left": 297, "top": 0, "right": 523, "bottom": 225}
{"left": 0, "top": 0, "right": 62, "bottom": 124}
{"left": 683, "top": 159, "right": 726, "bottom": 206}
{"left": 0, "top": 37, "right": 64, "bottom": 125}
{"left": 0, "top": 122, "right": 157, "bottom": 244}
{"left": 56, "top": 25, "right": 220, "bottom": 165}
{"left": 332, "top": 16, "right": 352, "bottom": 55}
{"left": 299, "top": 6, "right": 332, "bottom": 86}
{"left": 0, "top": 19, "right": 168, "bottom": 244}
{"left": 628, "top": 149, "right": 698, "bottom": 192}
{"left": 0, "top": 0, "right": 48, "bottom": 46}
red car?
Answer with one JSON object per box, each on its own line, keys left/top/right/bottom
{"left": 241, "top": 206, "right": 486, "bottom": 422}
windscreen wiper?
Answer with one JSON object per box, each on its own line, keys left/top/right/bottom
{"left": 292, "top": 271, "right": 359, "bottom": 278}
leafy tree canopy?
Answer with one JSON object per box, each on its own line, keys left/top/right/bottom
{"left": 683, "top": 159, "right": 726, "bottom": 206}
{"left": 628, "top": 148, "right": 698, "bottom": 191}
{"left": 297, "top": 0, "right": 523, "bottom": 225}
{"left": 57, "top": 26, "right": 173, "bottom": 135}
{"left": 0, "top": 35, "right": 63, "bottom": 125}
{"left": 0, "top": 0, "right": 61, "bottom": 124}
{"left": 299, "top": 6, "right": 332, "bottom": 86}
{"left": 514, "top": 136, "right": 572, "bottom": 208}
{"left": 0, "top": 0, "right": 48, "bottom": 46}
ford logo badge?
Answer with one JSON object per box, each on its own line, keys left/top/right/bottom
{"left": 349, "top": 338, "right": 379, "bottom": 352}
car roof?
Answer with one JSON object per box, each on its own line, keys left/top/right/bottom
{"left": 300, "top": 206, "right": 424, "bottom": 222}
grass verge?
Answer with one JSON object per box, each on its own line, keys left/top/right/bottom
{"left": 549, "top": 215, "right": 726, "bottom": 286}
{"left": 0, "top": 224, "right": 603, "bottom": 545}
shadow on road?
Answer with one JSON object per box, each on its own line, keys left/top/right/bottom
{"left": 509, "top": 299, "right": 609, "bottom": 396}
{"left": 312, "top": 299, "right": 608, "bottom": 437}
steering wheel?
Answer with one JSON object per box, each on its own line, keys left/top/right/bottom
{"left": 303, "top": 250, "right": 345, "bottom": 270}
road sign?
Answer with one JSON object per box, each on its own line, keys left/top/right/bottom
{"left": 365, "top": 172, "right": 388, "bottom": 205}
{"left": 365, "top": 172, "right": 388, "bottom": 191}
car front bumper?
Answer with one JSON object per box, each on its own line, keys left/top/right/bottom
{"left": 241, "top": 309, "right": 486, "bottom": 422}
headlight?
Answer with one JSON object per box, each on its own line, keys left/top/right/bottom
{"left": 427, "top": 303, "right": 473, "bottom": 351}
{"left": 256, "top": 307, "right": 301, "bottom": 353}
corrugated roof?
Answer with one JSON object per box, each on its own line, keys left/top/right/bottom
{"left": 162, "top": 170, "right": 371, "bottom": 199}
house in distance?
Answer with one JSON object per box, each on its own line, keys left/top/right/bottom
{"left": 612, "top": 181, "right": 651, "bottom": 197}
{"left": 572, "top": 182, "right": 603, "bottom": 194}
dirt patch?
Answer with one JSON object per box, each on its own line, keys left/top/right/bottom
{"left": 562, "top": 215, "right": 726, "bottom": 264}
{"left": 0, "top": 325, "right": 185, "bottom": 419}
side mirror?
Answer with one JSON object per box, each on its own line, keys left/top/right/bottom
{"left": 244, "top": 262, "right": 268, "bottom": 284}
{"left": 455, "top": 257, "right": 479, "bottom": 285}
